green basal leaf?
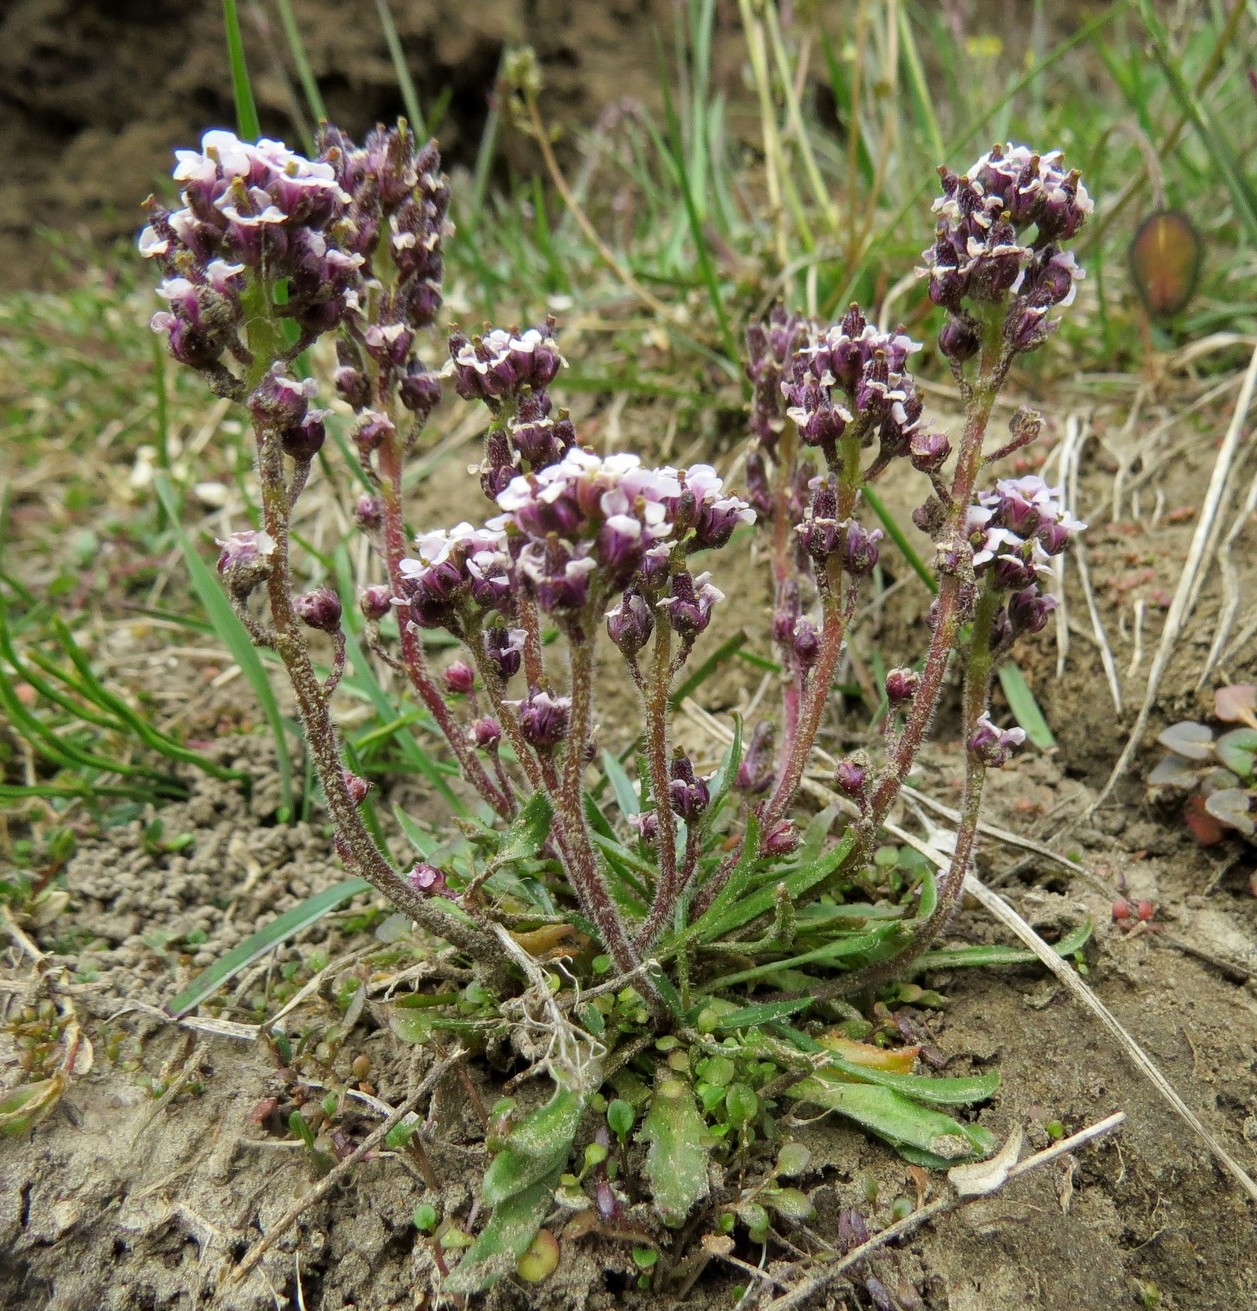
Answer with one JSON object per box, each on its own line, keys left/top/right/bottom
{"left": 998, "top": 661, "right": 1056, "bottom": 749}
{"left": 393, "top": 805, "right": 439, "bottom": 859}
{"left": 639, "top": 1071, "right": 714, "bottom": 1226}
{"left": 491, "top": 791, "right": 553, "bottom": 868}
{"left": 911, "top": 918, "right": 1093, "bottom": 972}
{"left": 675, "top": 814, "right": 762, "bottom": 947}
{"left": 1215, "top": 728, "right": 1257, "bottom": 781}
{"left": 788, "top": 1078, "right": 995, "bottom": 1163}
{"left": 442, "top": 1178, "right": 558, "bottom": 1295}
{"left": 702, "top": 713, "right": 743, "bottom": 822}
{"left": 482, "top": 1089, "right": 584, "bottom": 1207}
{"left": 703, "top": 926, "right": 898, "bottom": 990}
{"left": 0, "top": 1076, "right": 66, "bottom": 1136}
{"left": 813, "top": 1058, "right": 1000, "bottom": 1107}
{"left": 797, "top": 803, "right": 845, "bottom": 865}
{"left": 708, "top": 996, "right": 815, "bottom": 1031}
{"left": 707, "top": 826, "right": 858, "bottom": 941}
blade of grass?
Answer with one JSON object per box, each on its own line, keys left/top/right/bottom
{"left": 155, "top": 474, "right": 295, "bottom": 820}
{"left": 222, "top": 0, "right": 261, "bottom": 140}
{"left": 273, "top": 0, "right": 327, "bottom": 124}
{"left": 997, "top": 661, "right": 1056, "bottom": 750}
{"left": 669, "top": 630, "right": 748, "bottom": 709}
{"left": 166, "top": 876, "right": 371, "bottom": 1016}
{"left": 375, "top": 0, "right": 425, "bottom": 137}
{"left": 862, "top": 486, "right": 936, "bottom": 593}
{"left": 1135, "top": 0, "right": 1257, "bottom": 245}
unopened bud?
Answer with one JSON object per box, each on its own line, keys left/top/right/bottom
{"left": 360, "top": 584, "right": 392, "bottom": 622}
{"left": 444, "top": 661, "right": 475, "bottom": 695}
{"left": 294, "top": 586, "right": 342, "bottom": 633}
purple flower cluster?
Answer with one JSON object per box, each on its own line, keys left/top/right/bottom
{"left": 447, "top": 322, "right": 564, "bottom": 406}
{"left": 746, "top": 306, "right": 809, "bottom": 456}
{"left": 143, "top": 125, "right": 453, "bottom": 425}
{"left": 478, "top": 389, "right": 578, "bottom": 499}
{"left": 782, "top": 306, "right": 944, "bottom": 473}
{"left": 249, "top": 364, "right": 328, "bottom": 458}
{"left": 796, "top": 482, "right": 883, "bottom": 577}
{"left": 921, "top": 144, "right": 1091, "bottom": 355}
{"left": 141, "top": 131, "right": 361, "bottom": 366}
{"left": 397, "top": 449, "right": 752, "bottom": 642}
{"left": 396, "top": 523, "right": 513, "bottom": 632}
{"left": 497, "top": 449, "right": 752, "bottom": 621}
{"left": 317, "top": 124, "right": 451, "bottom": 331}
{"left": 967, "top": 475, "right": 1086, "bottom": 639}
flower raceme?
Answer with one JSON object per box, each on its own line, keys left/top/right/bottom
{"left": 396, "top": 449, "right": 754, "bottom": 636}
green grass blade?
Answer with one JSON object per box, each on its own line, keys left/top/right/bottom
{"left": 273, "top": 0, "right": 327, "bottom": 124}
{"left": 997, "top": 661, "right": 1056, "bottom": 750}
{"left": 1136, "top": 0, "right": 1257, "bottom": 244}
{"left": 222, "top": 0, "right": 261, "bottom": 139}
{"left": 669, "top": 630, "right": 748, "bottom": 709}
{"left": 165, "top": 876, "right": 370, "bottom": 1016}
{"left": 863, "top": 486, "right": 936, "bottom": 594}
{"left": 154, "top": 474, "right": 295, "bottom": 819}
{"left": 375, "top": 0, "right": 425, "bottom": 137}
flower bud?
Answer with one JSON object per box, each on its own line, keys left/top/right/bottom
{"left": 763, "top": 818, "right": 799, "bottom": 857}
{"left": 668, "top": 755, "right": 710, "bottom": 823}
{"left": 360, "top": 584, "right": 392, "bottom": 622}
{"left": 834, "top": 756, "right": 868, "bottom": 801}
{"left": 735, "top": 721, "right": 776, "bottom": 795}
{"left": 294, "top": 586, "right": 342, "bottom": 633}
{"left": 352, "top": 410, "right": 395, "bottom": 457}
{"left": 354, "top": 495, "right": 383, "bottom": 531}
{"left": 792, "top": 618, "right": 821, "bottom": 669}
{"left": 516, "top": 690, "right": 571, "bottom": 751}
{"left": 216, "top": 530, "right": 275, "bottom": 592}
{"left": 885, "top": 667, "right": 919, "bottom": 706}
{"left": 967, "top": 713, "right": 1026, "bottom": 767}
{"left": 249, "top": 364, "right": 316, "bottom": 430}
{"left": 342, "top": 770, "right": 370, "bottom": 803}
{"left": 908, "top": 429, "right": 951, "bottom": 474}
{"left": 399, "top": 365, "right": 441, "bottom": 418}
{"left": 606, "top": 589, "right": 654, "bottom": 659}
{"left": 483, "top": 627, "right": 525, "bottom": 681}
{"left": 444, "top": 661, "right": 475, "bottom": 695}
{"left": 281, "top": 410, "right": 327, "bottom": 461}
{"left": 842, "top": 521, "right": 882, "bottom": 577}
{"left": 334, "top": 363, "right": 371, "bottom": 411}
{"left": 660, "top": 570, "right": 722, "bottom": 640}
{"left": 938, "top": 316, "right": 980, "bottom": 363}
{"left": 471, "top": 717, "right": 502, "bottom": 751}
{"left": 408, "top": 862, "right": 452, "bottom": 898}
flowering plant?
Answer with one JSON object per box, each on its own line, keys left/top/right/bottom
{"left": 145, "top": 129, "right": 1088, "bottom": 1284}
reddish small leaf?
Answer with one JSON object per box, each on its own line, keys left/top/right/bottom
{"left": 1183, "top": 794, "right": 1226, "bottom": 845}
{"left": 1215, "top": 684, "right": 1257, "bottom": 728}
